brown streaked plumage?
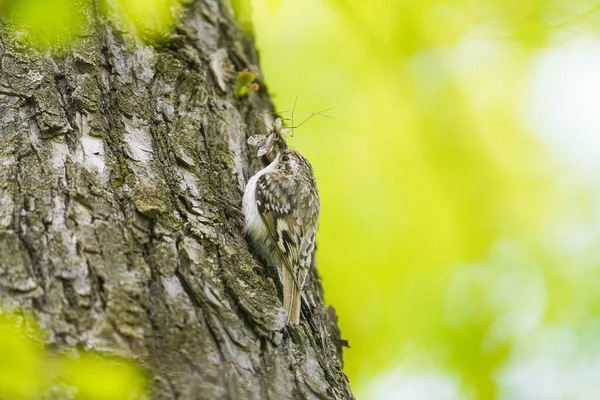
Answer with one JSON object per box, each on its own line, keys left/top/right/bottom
{"left": 243, "top": 148, "right": 320, "bottom": 324}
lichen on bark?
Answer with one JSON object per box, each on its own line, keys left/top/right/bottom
{"left": 0, "top": 0, "right": 353, "bottom": 399}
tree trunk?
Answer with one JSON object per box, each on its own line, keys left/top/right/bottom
{"left": 0, "top": 1, "right": 353, "bottom": 399}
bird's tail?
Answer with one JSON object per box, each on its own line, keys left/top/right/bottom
{"left": 283, "top": 267, "right": 301, "bottom": 324}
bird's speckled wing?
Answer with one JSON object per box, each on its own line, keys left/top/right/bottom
{"left": 255, "top": 171, "right": 319, "bottom": 288}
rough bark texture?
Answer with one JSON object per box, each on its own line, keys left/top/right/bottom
{"left": 0, "top": 1, "right": 353, "bottom": 398}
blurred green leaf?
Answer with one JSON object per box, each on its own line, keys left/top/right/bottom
{"left": 55, "top": 353, "right": 147, "bottom": 400}
{"left": 114, "top": 0, "right": 182, "bottom": 42}
{"left": 5, "top": 0, "right": 88, "bottom": 49}
{"left": 1, "top": 0, "right": 183, "bottom": 48}
{"left": 0, "top": 313, "right": 46, "bottom": 399}
{"left": 0, "top": 311, "right": 147, "bottom": 400}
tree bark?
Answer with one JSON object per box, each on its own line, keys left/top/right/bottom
{"left": 0, "top": 1, "right": 353, "bottom": 399}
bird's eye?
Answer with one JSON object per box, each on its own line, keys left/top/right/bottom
{"left": 282, "top": 155, "right": 290, "bottom": 162}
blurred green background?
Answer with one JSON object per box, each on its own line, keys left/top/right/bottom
{"left": 250, "top": 0, "right": 600, "bottom": 398}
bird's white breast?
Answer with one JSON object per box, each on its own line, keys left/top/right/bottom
{"left": 242, "top": 156, "right": 278, "bottom": 239}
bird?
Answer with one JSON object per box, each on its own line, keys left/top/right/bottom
{"left": 243, "top": 147, "right": 320, "bottom": 325}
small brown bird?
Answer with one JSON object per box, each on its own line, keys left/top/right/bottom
{"left": 243, "top": 148, "right": 320, "bottom": 324}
